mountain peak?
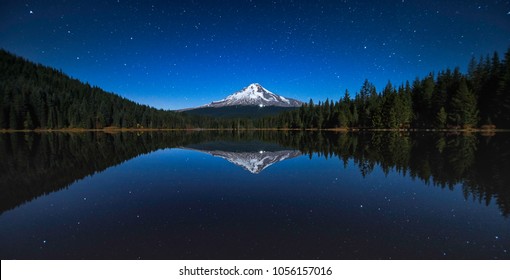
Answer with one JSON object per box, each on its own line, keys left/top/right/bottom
{"left": 203, "top": 83, "right": 303, "bottom": 108}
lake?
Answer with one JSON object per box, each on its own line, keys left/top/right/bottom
{"left": 0, "top": 131, "right": 508, "bottom": 259}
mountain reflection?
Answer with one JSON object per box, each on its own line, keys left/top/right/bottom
{"left": 0, "top": 131, "right": 509, "bottom": 217}
{"left": 183, "top": 141, "right": 302, "bottom": 173}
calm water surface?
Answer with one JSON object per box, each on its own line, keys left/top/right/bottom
{"left": 0, "top": 131, "right": 508, "bottom": 259}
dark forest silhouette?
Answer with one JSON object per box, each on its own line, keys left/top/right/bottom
{"left": 259, "top": 49, "right": 510, "bottom": 130}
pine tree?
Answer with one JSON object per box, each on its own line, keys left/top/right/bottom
{"left": 436, "top": 107, "right": 447, "bottom": 129}
{"left": 449, "top": 79, "right": 478, "bottom": 128}
{"left": 381, "top": 81, "right": 398, "bottom": 128}
{"left": 496, "top": 48, "right": 510, "bottom": 127}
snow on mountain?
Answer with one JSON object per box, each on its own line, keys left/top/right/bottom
{"left": 202, "top": 83, "right": 303, "bottom": 108}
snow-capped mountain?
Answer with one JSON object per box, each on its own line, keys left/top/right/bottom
{"left": 201, "top": 83, "right": 303, "bottom": 108}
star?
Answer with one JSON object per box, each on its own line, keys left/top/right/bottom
{"left": 2, "top": 0, "right": 508, "bottom": 110}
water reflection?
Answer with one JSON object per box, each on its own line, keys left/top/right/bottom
{"left": 184, "top": 141, "right": 302, "bottom": 173}
{"left": 0, "top": 131, "right": 509, "bottom": 259}
{"left": 1, "top": 131, "right": 508, "bottom": 217}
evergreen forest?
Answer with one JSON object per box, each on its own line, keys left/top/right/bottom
{"left": 1, "top": 48, "right": 509, "bottom": 130}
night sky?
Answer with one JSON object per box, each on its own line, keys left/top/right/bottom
{"left": 1, "top": 0, "right": 509, "bottom": 110}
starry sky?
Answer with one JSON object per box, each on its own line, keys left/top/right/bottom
{"left": 1, "top": 0, "right": 510, "bottom": 110}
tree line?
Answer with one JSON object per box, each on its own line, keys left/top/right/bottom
{"left": 257, "top": 47, "right": 510, "bottom": 129}
{"left": 1, "top": 47, "right": 509, "bottom": 130}
{"left": 0, "top": 49, "right": 235, "bottom": 130}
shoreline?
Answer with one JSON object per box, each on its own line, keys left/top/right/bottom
{"left": 0, "top": 127, "right": 508, "bottom": 133}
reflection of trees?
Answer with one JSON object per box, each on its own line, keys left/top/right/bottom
{"left": 275, "top": 131, "right": 509, "bottom": 217}
{"left": 0, "top": 131, "right": 262, "bottom": 213}
{"left": 1, "top": 131, "right": 509, "bottom": 217}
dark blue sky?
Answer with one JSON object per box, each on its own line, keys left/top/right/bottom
{"left": 1, "top": 0, "right": 509, "bottom": 109}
